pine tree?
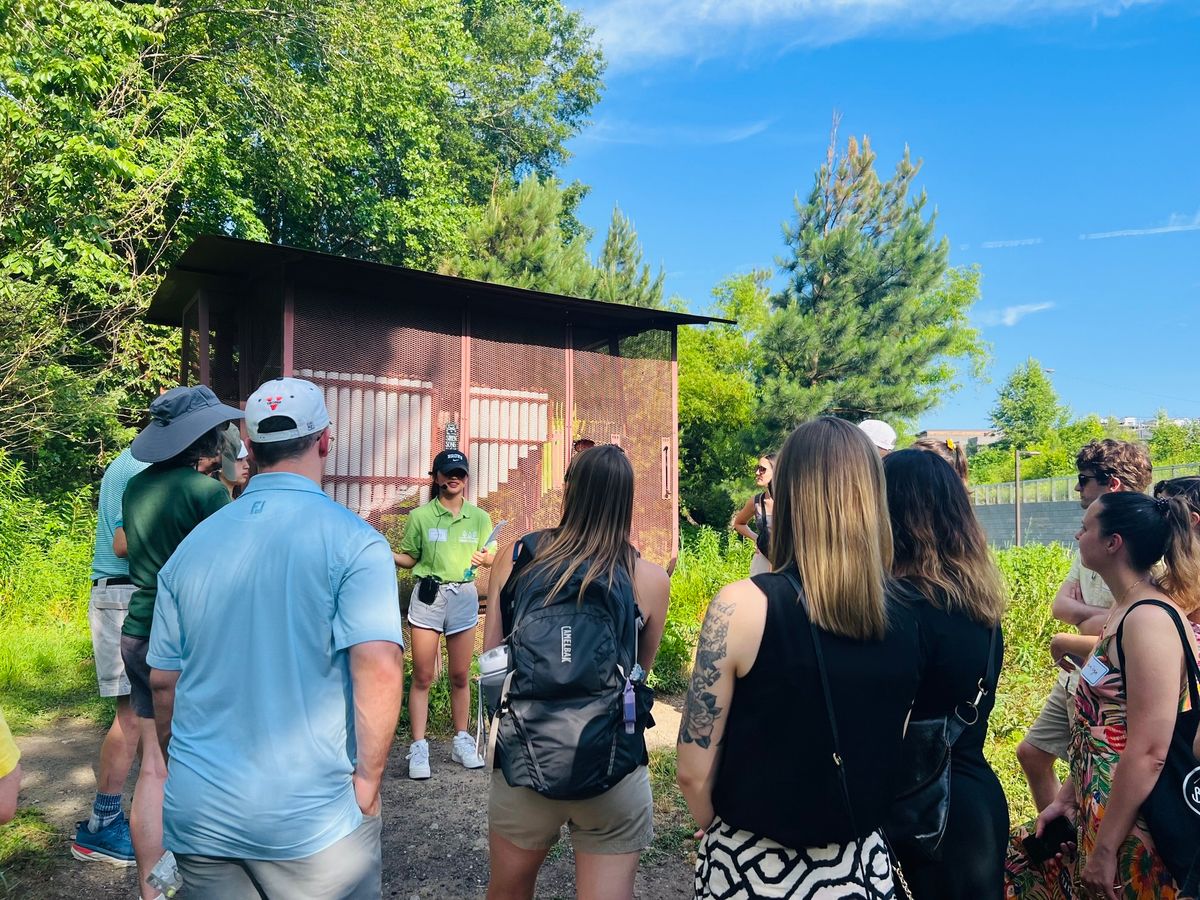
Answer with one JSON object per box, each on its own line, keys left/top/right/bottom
{"left": 440, "top": 177, "right": 596, "bottom": 297}
{"left": 590, "top": 206, "right": 665, "bottom": 308}
{"left": 757, "top": 128, "right": 987, "bottom": 434}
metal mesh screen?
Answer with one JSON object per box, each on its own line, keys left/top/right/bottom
{"left": 280, "top": 287, "right": 678, "bottom": 584}
{"left": 574, "top": 328, "right": 675, "bottom": 567}
{"left": 291, "top": 288, "right": 462, "bottom": 534}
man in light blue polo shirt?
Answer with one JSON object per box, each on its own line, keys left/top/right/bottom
{"left": 148, "top": 377, "right": 404, "bottom": 899}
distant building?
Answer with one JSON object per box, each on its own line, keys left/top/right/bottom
{"left": 916, "top": 428, "right": 1003, "bottom": 452}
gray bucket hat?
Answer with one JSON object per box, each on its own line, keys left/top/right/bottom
{"left": 131, "top": 385, "right": 245, "bottom": 463}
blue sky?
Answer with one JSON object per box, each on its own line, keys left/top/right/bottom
{"left": 561, "top": 0, "right": 1200, "bottom": 429}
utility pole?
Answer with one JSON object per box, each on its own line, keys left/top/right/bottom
{"left": 1015, "top": 446, "right": 1022, "bottom": 547}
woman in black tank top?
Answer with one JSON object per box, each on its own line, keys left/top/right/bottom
{"left": 678, "top": 418, "right": 922, "bottom": 900}
{"left": 884, "top": 449, "right": 1009, "bottom": 898}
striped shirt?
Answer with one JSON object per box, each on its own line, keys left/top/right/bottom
{"left": 90, "top": 449, "right": 150, "bottom": 581}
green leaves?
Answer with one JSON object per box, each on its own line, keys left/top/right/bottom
{"left": 0, "top": 0, "right": 602, "bottom": 496}
{"left": 990, "top": 357, "right": 1067, "bottom": 449}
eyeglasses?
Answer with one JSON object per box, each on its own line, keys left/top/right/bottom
{"left": 1077, "top": 472, "right": 1109, "bottom": 487}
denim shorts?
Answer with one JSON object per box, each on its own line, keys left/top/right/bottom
{"left": 406, "top": 582, "right": 479, "bottom": 636}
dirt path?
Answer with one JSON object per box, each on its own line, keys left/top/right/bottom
{"left": 8, "top": 705, "right": 692, "bottom": 899}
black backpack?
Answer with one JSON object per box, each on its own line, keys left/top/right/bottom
{"left": 491, "top": 532, "right": 653, "bottom": 800}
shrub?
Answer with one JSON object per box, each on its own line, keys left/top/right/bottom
{"left": 988, "top": 543, "right": 1074, "bottom": 825}
{"left": 0, "top": 451, "right": 102, "bottom": 730}
{"left": 650, "top": 527, "right": 753, "bottom": 693}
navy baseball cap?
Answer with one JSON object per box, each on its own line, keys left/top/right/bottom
{"left": 432, "top": 449, "right": 468, "bottom": 475}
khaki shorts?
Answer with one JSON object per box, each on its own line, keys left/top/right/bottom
{"left": 488, "top": 766, "right": 653, "bottom": 855}
{"left": 1023, "top": 675, "right": 1075, "bottom": 760}
{"left": 88, "top": 582, "right": 135, "bottom": 697}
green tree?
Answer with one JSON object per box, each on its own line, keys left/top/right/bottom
{"left": 590, "top": 207, "right": 665, "bottom": 308}
{"left": 0, "top": 0, "right": 602, "bottom": 494}
{"left": 678, "top": 271, "right": 772, "bottom": 525}
{"left": 440, "top": 176, "right": 596, "bottom": 295}
{"left": 756, "top": 132, "right": 988, "bottom": 435}
{"left": 990, "top": 357, "right": 1067, "bottom": 449}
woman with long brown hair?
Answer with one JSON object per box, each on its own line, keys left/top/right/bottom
{"left": 678, "top": 417, "right": 922, "bottom": 899}
{"left": 482, "top": 444, "right": 670, "bottom": 900}
{"left": 1007, "top": 491, "right": 1200, "bottom": 899}
{"left": 883, "top": 448, "right": 1007, "bottom": 897}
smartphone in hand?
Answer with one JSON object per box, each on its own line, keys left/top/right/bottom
{"left": 1022, "top": 816, "right": 1076, "bottom": 864}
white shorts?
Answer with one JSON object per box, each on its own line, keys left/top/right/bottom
{"left": 88, "top": 581, "right": 135, "bottom": 697}
{"left": 406, "top": 582, "right": 479, "bottom": 636}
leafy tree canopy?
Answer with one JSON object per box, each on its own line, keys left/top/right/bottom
{"left": 678, "top": 271, "right": 772, "bottom": 525}
{"left": 990, "top": 357, "right": 1067, "bottom": 449}
{"left": 0, "top": 0, "right": 603, "bottom": 494}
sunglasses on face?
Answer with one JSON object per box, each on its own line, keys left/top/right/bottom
{"left": 755, "top": 466, "right": 768, "bottom": 475}
{"left": 1077, "top": 472, "right": 1109, "bottom": 487}
{"left": 443, "top": 470, "right": 467, "bottom": 480}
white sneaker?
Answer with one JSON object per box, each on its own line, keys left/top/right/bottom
{"left": 451, "top": 731, "right": 485, "bottom": 769}
{"left": 407, "top": 739, "right": 431, "bottom": 779}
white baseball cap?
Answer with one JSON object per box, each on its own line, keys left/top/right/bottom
{"left": 245, "top": 377, "right": 331, "bottom": 443}
{"left": 858, "top": 419, "right": 897, "bottom": 452}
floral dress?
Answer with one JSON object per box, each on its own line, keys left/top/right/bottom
{"left": 1004, "top": 621, "right": 1200, "bottom": 899}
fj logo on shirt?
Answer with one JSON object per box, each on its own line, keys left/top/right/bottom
{"left": 1185, "top": 767, "right": 1200, "bottom": 815}
{"left": 560, "top": 626, "right": 572, "bottom": 663}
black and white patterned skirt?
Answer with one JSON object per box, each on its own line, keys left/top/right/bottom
{"left": 695, "top": 817, "right": 896, "bottom": 899}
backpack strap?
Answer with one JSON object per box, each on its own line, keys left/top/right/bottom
{"left": 500, "top": 532, "right": 542, "bottom": 638}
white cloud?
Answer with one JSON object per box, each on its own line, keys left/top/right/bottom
{"left": 583, "top": 117, "right": 775, "bottom": 145}
{"left": 1079, "top": 209, "right": 1200, "bottom": 240}
{"left": 979, "top": 302, "right": 1055, "bottom": 327}
{"left": 981, "top": 237, "right": 1044, "bottom": 248}
{"left": 578, "top": 0, "right": 1161, "bottom": 70}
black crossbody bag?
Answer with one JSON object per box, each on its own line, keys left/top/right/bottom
{"left": 1114, "top": 599, "right": 1200, "bottom": 894}
{"left": 886, "top": 623, "right": 998, "bottom": 862}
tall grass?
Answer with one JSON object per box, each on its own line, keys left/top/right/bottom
{"left": 0, "top": 452, "right": 104, "bottom": 731}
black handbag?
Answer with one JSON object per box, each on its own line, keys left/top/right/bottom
{"left": 1114, "top": 599, "right": 1200, "bottom": 894}
{"left": 886, "top": 624, "right": 998, "bottom": 862}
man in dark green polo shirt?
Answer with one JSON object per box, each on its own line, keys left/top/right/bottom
{"left": 394, "top": 449, "right": 496, "bottom": 779}
{"left": 119, "top": 385, "right": 242, "bottom": 900}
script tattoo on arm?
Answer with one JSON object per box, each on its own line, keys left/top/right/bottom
{"left": 679, "top": 596, "right": 736, "bottom": 749}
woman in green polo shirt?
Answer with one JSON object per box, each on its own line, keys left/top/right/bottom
{"left": 394, "top": 450, "right": 496, "bottom": 780}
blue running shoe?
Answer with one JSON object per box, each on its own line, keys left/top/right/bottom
{"left": 71, "top": 813, "right": 136, "bottom": 867}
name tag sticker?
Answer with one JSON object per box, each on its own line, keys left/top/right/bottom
{"left": 428, "top": 528, "right": 448, "bottom": 543}
{"left": 1081, "top": 656, "right": 1109, "bottom": 686}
